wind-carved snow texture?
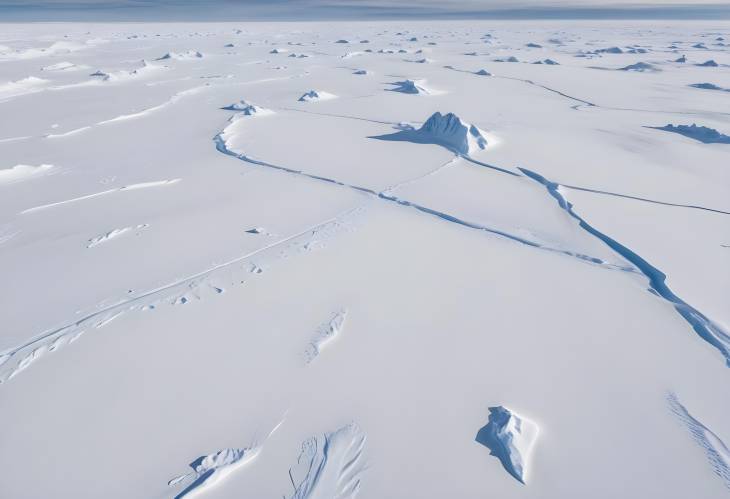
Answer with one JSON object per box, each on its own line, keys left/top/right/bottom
{"left": 169, "top": 447, "right": 261, "bottom": 498}
{"left": 650, "top": 124, "right": 730, "bottom": 144}
{"left": 86, "top": 224, "right": 149, "bottom": 248}
{"left": 668, "top": 393, "right": 730, "bottom": 489}
{"left": 304, "top": 310, "right": 347, "bottom": 364}
{"left": 372, "top": 112, "right": 487, "bottom": 155}
{"left": 521, "top": 168, "right": 730, "bottom": 366}
{"left": 475, "top": 406, "right": 539, "bottom": 484}
{"left": 0, "top": 208, "right": 360, "bottom": 383}
{"left": 288, "top": 424, "right": 366, "bottom": 499}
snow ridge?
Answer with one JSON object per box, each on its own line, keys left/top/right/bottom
{"left": 288, "top": 424, "right": 366, "bottom": 499}
{"left": 668, "top": 393, "right": 730, "bottom": 489}
{"left": 170, "top": 447, "right": 260, "bottom": 498}
{"left": 304, "top": 310, "right": 347, "bottom": 363}
{"left": 417, "top": 112, "right": 488, "bottom": 155}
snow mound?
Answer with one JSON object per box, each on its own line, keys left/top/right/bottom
{"left": 475, "top": 69, "right": 492, "bottom": 76}
{"left": 222, "top": 99, "right": 273, "bottom": 116}
{"left": 389, "top": 79, "right": 431, "bottom": 95}
{"left": 298, "top": 90, "right": 337, "bottom": 102}
{"left": 371, "top": 112, "right": 489, "bottom": 155}
{"left": 696, "top": 60, "right": 719, "bottom": 67}
{"left": 542, "top": 58, "right": 559, "bottom": 65}
{"left": 269, "top": 48, "right": 288, "bottom": 54}
{"left": 475, "top": 406, "right": 539, "bottom": 484}
{"left": 41, "top": 61, "right": 80, "bottom": 71}
{"left": 156, "top": 50, "right": 203, "bottom": 60}
{"left": 353, "top": 69, "right": 369, "bottom": 75}
{"left": 651, "top": 124, "right": 730, "bottom": 144}
{"left": 0, "top": 76, "right": 49, "bottom": 99}
{"left": 304, "top": 310, "right": 347, "bottom": 364}
{"left": 689, "top": 82, "right": 728, "bottom": 92}
{"left": 417, "top": 112, "right": 488, "bottom": 154}
{"left": 169, "top": 447, "right": 260, "bottom": 498}
{"left": 0, "top": 164, "right": 54, "bottom": 185}
{"left": 619, "top": 62, "right": 658, "bottom": 72}
{"left": 495, "top": 56, "right": 519, "bottom": 62}
{"left": 595, "top": 46, "right": 623, "bottom": 54}
{"left": 288, "top": 424, "right": 366, "bottom": 499}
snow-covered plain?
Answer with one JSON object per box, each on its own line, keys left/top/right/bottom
{"left": 1, "top": 20, "right": 729, "bottom": 498}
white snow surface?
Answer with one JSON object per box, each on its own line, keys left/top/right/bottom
{"left": 1, "top": 20, "right": 729, "bottom": 499}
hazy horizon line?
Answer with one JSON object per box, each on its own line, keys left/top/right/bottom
{"left": 2, "top": 3, "right": 730, "bottom": 21}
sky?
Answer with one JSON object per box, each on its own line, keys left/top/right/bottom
{"left": 1, "top": 0, "right": 729, "bottom": 21}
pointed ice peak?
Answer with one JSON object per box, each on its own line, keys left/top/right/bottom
{"left": 417, "top": 112, "right": 488, "bottom": 155}
{"left": 476, "top": 406, "right": 539, "bottom": 484}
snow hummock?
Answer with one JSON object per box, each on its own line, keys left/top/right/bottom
{"left": 298, "top": 90, "right": 337, "bottom": 102}
{"left": 651, "top": 124, "right": 730, "bottom": 144}
{"left": 353, "top": 69, "right": 369, "bottom": 75}
{"left": 87, "top": 225, "right": 148, "bottom": 248}
{"left": 689, "top": 82, "right": 729, "bottom": 92}
{"left": 156, "top": 50, "right": 203, "bottom": 60}
{"left": 475, "top": 69, "right": 492, "bottom": 76}
{"left": 0, "top": 164, "right": 54, "bottom": 185}
{"left": 476, "top": 406, "right": 539, "bottom": 484}
{"left": 696, "top": 60, "right": 719, "bottom": 67}
{"left": 618, "top": 62, "right": 658, "bottom": 72}
{"left": 389, "top": 79, "right": 431, "bottom": 95}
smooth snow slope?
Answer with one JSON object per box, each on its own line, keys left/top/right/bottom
{"left": 0, "top": 20, "right": 729, "bottom": 499}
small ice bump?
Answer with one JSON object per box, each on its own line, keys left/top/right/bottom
{"left": 388, "top": 79, "right": 431, "bottom": 95}
{"left": 476, "top": 406, "right": 539, "bottom": 484}
{"left": 475, "top": 69, "right": 492, "bottom": 76}
{"left": 298, "top": 90, "right": 337, "bottom": 102}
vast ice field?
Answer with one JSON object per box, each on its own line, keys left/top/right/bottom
{"left": 1, "top": 20, "right": 729, "bottom": 498}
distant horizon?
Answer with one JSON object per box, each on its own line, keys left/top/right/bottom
{"left": 2, "top": 1, "right": 730, "bottom": 21}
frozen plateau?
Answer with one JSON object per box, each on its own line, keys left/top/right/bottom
{"left": 1, "top": 20, "right": 729, "bottom": 499}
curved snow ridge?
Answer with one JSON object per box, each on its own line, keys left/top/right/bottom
{"left": 41, "top": 61, "right": 86, "bottom": 72}
{"left": 169, "top": 447, "right": 261, "bottom": 498}
{"left": 288, "top": 423, "right": 366, "bottom": 499}
{"left": 21, "top": 179, "right": 181, "bottom": 214}
{"left": 668, "top": 393, "right": 730, "bottom": 489}
{"left": 97, "top": 85, "right": 208, "bottom": 124}
{"left": 0, "top": 164, "right": 54, "bottom": 185}
{"left": 476, "top": 406, "right": 539, "bottom": 484}
{"left": 86, "top": 224, "right": 149, "bottom": 248}
{"left": 0, "top": 208, "right": 362, "bottom": 384}
{"left": 304, "top": 309, "right": 347, "bottom": 364}
{"left": 649, "top": 124, "right": 730, "bottom": 144}
{"left": 520, "top": 168, "right": 730, "bottom": 366}
{"left": 298, "top": 90, "right": 337, "bottom": 102}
